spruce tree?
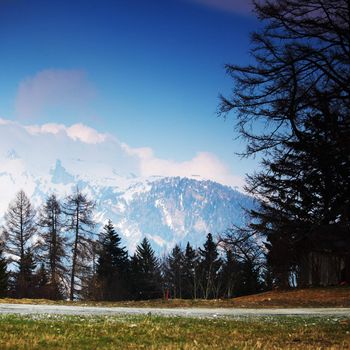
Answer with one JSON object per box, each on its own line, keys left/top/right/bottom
{"left": 16, "top": 248, "right": 36, "bottom": 298}
{"left": 130, "top": 237, "right": 162, "bottom": 300}
{"left": 198, "top": 233, "right": 221, "bottom": 299}
{"left": 64, "top": 188, "right": 95, "bottom": 300}
{"left": 96, "top": 220, "right": 129, "bottom": 300}
{"left": 182, "top": 242, "right": 198, "bottom": 299}
{"left": 34, "top": 263, "right": 49, "bottom": 298}
{"left": 163, "top": 244, "right": 184, "bottom": 299}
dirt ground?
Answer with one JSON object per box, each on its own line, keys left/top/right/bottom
{"left": 227, "top": 286, "right": 350, "bottom": 308}
{"left": 1, "top": 286, "right": 349, "bottom": 308}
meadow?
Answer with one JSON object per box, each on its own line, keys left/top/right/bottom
{"left": 0, "top": 313, "right": 349, "bottom": 349}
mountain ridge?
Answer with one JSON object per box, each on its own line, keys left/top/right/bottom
{"left": 0, "top": 119, "right": 254, "bottom": 252}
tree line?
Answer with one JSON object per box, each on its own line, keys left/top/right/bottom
{"left": 0, "top": 189, "right": 267, "bottom": 301}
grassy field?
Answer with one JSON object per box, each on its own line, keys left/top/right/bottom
{"left": 0, "top": 314, "right": 349, "bottom": 349}
{"left": 1, "top": 288, "right": 349, "bottom": 349}
{"left": 1, "top": 287, "right": 350, "bottom": 308}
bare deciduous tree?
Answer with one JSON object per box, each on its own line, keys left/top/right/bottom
{"left": 64, "top": 188, "right": 95, "bottom": 300}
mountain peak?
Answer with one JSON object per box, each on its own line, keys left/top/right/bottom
{"left": 50, "top": 159, "right": 75, "bottom": 185}
{"left": 6, "top": 149, "right": 20, "bottom": 160}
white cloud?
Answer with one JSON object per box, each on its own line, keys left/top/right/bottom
{"left": 26, "top": 122, "right": 107, "bottom": 144}
{"left": 66, "top": 123, "right": 107, "bottom": 144}
{"left": 0, "top": 118, "right": 244, "bottom": 189}
{"left": 15, "top": 69, "right": 96, "bottom": 119}
{"left": 122, "top": 143, "right": 244, "bottom": 189}
{"left": 25, "top": 123, "right": 65, "bottom": 135}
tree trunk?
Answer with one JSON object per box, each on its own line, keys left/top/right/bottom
{"left": 69, "top": 208, "right": 79, "bottom": 301}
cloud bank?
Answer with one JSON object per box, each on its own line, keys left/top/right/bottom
{"left": 0, "top": 118, "right": 244, "bottom": 189}
{"left": 122, "top": 143, "right": 243, "bottom": 188}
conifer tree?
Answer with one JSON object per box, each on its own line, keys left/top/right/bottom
{"left": 198, "top": 233, "right": 221, "bottom": 299}
{"left": 96, "top": 220, "right": 129, "bottom": 300}
{"left": 182, "top": 242, "right": 198, "bottom": 299}
{"left": 163, "top": 244, "right": 184, "bottom": 298}
{"left": 130, "top": 237, "right": 162, "bottom": 300}
{"left": 0, "top": 243, "right": 8, "bottom": 297}
{"left": 239, "top": 259, "right": 261, "bottom": 296}
{"left": 16, "top": 248, "right": 36, "bottom": 298}
{"left": 38, "top": 194, "right": 67, "bottom": 299}
{"left": 3, "top": 190, "right": 37, "bottom": 264}
{"left": 34, "top": 263, "right": 49, "bottom": 298}
{"left": 3, "top": 190, "right": 37, "bottom": 297}
{"left": 64, "top": 188, "right": 95, "bottom": 300}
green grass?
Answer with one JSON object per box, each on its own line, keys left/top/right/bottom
{"left": 0, "top": 314, "right": 349, "bottom": 349}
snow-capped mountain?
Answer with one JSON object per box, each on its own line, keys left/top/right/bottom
{"left": 0, "top": 119, "right": 254, "bottom": 252}
{"left": 93, "top": 176, "right": 254, "bottom": 252}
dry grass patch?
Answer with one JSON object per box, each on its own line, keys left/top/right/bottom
{"left": 1, "top": 286, "right": 350, "bottom": 308}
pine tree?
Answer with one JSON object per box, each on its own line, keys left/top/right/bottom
{"left": 64, "top": 188, "right": 95, "bottom": 300}
{"left": 0, "top": 243, "right": 8, "bottom": 297}
{"left": 163, "top": 244, "right": 184, "bottom": 299}
{"left": 34, "top": 263, "right": 49, "bottom": 298}
{"left": 130, "top": 237, "right": 162, "bottom": 300}
{"left": 96, "top": 220, "right": 129, "bottom": 300}
{"left": 198, "top": 233, "right": 221, "bottom": 299}
{"left": 38, "top": 194, "right": 67, "bottom": 299}
{"left": 182, "top": 242, "right": 198, "bottom": 299}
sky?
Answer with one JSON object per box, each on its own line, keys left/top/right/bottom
{"left": 0, "top": 0, "right": 261, "bottom": 188}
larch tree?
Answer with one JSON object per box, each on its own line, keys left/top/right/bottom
{"left": 64, "top": 188, "right": 95, "bottom": 300}
{"left": 2, "top": 190, "right": 37, "bottom": 296}
{"left": 3, "top": 190, "right": 37, "bottom": 263}
{"left": 38, "top": 194, "right": 67, "bottom": 299}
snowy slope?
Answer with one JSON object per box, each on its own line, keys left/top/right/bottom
{"left": 0, "top": 119, "right": 255, "bottom": 252}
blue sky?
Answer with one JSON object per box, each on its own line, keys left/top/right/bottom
{"left": 0, "top": 0, "right": 260, "bottom": 185}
